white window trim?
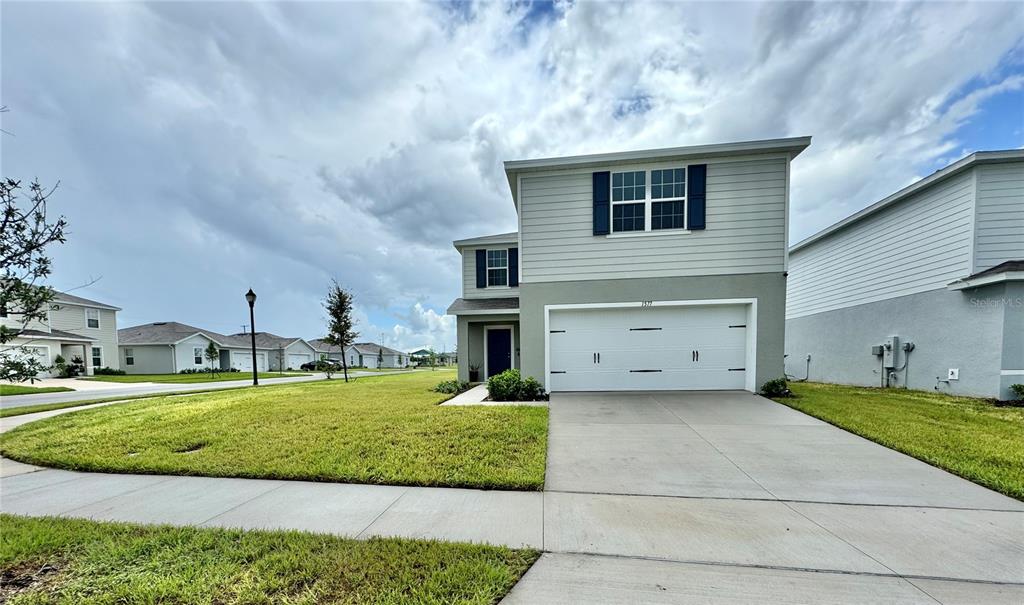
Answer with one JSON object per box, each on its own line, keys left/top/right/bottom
{"left": 91, "top": 345, "right": 103, "bottom": 368}
{"left": 609, "top": 167, "right": 690, "bottom": 236}
{"left": 125, "top": 347, "right": 135, "bottom": 366}
{"left": 193, "top": 346, "right": 204, "bottom": 365}
{"left": 85, "top": 308, "right": 101, "bottom": 330}
{"left": 486, "top": 249, "right": 510, "bottom": 288}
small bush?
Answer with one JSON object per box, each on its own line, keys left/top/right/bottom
{"left": 1011, "top": 384, "right": 1024, "bottom": 401}
{"left": 93, "top": 367, "right": 126, "bottom": 375}
{"left": 761, "top": 377, "right": 790, "bottom": 397}
{"left": 433, "top": 379, "right": 470, "bottom": 395}
{"left": 487, "top": 369, "right": 548, "bottom": 402}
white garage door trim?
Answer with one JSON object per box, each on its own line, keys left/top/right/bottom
{"left": 544, "top": 298, "right": 757, "bottom": 393}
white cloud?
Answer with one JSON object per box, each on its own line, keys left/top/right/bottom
{"left": 2, "top": 1, "right": 1021, "bottom": 341}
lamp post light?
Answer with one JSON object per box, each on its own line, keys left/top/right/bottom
{"left": 245, "top": 288, "right": 258, "bottom": 386}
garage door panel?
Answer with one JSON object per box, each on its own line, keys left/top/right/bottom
{"left": 548, "top": 303, "right": 751, "bottom": 392}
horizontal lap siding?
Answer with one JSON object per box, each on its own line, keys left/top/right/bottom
{"left": 520, "top": 157, "right": 787, "bottom": 282}
{"left": 787, "top": 171, "right": 975, "bottom": 320}
{"left": 462, "top": 248, "right": 520, "bottom": 299}
{"left": 973, "top": 162, "right": 1024, "bottom": 273}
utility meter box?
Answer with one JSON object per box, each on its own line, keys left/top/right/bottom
{"left": 883, "top": 336, "right": 899, "bottom": 369}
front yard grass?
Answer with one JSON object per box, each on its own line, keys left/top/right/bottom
{"left": 0, "top": 385, "right": 73, "bottom": 397}
{"left": 0, "top": 370, "right": 549, "bottom": 490}
{"left": 0, "top": 515, "right": 538, "bottom": 604}
{"left": 82, "top": 372, "right": 310, "bottom": 384}
{"left": 775, "top": 382, "right": 1024, "bottom": 500}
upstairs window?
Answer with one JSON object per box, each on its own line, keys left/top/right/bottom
{"left": 86, "top": 308, "right": 100, "bottom": 329}
{"left": 610, "top": 167, "right": 688, "bottom": 233}
{"left": 486, "top": 249, "right": 508, "bottom": 287}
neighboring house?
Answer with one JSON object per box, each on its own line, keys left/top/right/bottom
{"left": 343, "top": 343, "right": 408, "bottom": 368}
{"left": 1, "top": 291, "right": 121, "bottom": 377}
{"left": 309, "top": 339, "right": 344, "bottom": 363}
{"left": 786, "top": 150, "right": 1023, "bottom": 400}
{"left": 408, "top": 348, "right": 455, "bottom": 365}
{"left": 448, "top": 137, "right": 811, "bottom": 392}
{"left": 118, "top": 322, "right": 276, "bottom": 374}
{"left": 229, "top": 332, "right": 316, "bottom": 371}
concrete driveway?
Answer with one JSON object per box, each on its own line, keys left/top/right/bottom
{"left": 504, "top": 390, "right": 1024, "bottom": 604}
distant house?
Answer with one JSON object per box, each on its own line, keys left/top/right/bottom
{"left": 229, "top": 332, "right": 316, "bottom": 371}
{"left": 409, "top": 348, "right": 455, "bottom": 365}
{"left": 344, "top": 343, "right": 408, "bottom": 368}
{"left": 786, "top": 150, "right": 1023, "bottom": 399}
{"left": 1, "top": 291, "right": 121, "bottom": 377}
{"left": 118, "top": 322, "right": 280, "bottom": 374}
{"left": 308, "top": 339, "right": 344, "bottom": 363}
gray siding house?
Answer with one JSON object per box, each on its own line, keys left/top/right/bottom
{"left": 118, "top": 322, "right": 281, "bottom": 374}
{"left": 448, "top": 137, "right": 811, "bottom": 392}
{"left": 786, "top": 150, "right": 1023, "bottom": 399}
{"left": 1, "top": 291, "right": 121, "bottom": 376}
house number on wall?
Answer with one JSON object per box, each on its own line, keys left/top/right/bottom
{"left": 639, "top": 300, "right": 654, "bottom": 307}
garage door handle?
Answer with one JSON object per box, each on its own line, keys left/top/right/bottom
{"left": 597, "top": 352, "right": 601, "bottom": 363}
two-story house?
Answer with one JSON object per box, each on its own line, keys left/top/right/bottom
{"left": 786, "top": 150, "right": 1023, "bottom": 399}
{"left": 1, "top": 291, "right": 121, "bottom": 376}
{"left": 448, "top": 137, "right": 811, "bottom": 392}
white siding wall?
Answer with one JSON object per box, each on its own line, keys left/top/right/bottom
{"left": 462, "top": 247, "right": 520, "bottom": 299}
{"left": 49, "top": 305, "right": 119, "bottom": 371}
{"left": 787, "top": 170, "right": 976, "bottom": 319}
{"left": 174, "top": 334, "right": 216, "bottom": 372}
{"left": 519, "top": 155, "right": 789, "bottom": 283}
{"left": 973, "top": 162, "right": 1024, "bottom": 273}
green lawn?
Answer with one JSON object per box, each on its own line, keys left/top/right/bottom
{"left": 0, "top": 385, "right": 73, "bottom": 397}
{"left": 0, "top": 370, "right": 549, "bottom": 490}
{"left": 776, "top": 383, "right": 1024, "bottom": 500}
{"left": 0, "top": 515, "right": 537, "bottom": 604}
{"left": 82, "top": 372, "right": 310, "bottom": 384}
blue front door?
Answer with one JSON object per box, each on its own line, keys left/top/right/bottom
{"left": 486, "top": 328, "right": 512, "bottom": 378}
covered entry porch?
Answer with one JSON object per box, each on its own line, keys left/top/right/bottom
{"left": 450, "top": 297, "right": 520, "bottom": 384}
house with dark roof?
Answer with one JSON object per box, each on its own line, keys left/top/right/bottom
{"left": 345, "top": 343, "right": 408, "bottom": 369}
{"left": 118, "top": 322, "right": 313, "bottom": 374}
{"left": 1, "top": 291, "right": 122, "bottom": 377}
{"left": 786, "top": 150, "right": 1023, "bottom": 399}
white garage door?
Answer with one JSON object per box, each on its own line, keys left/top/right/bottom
{"left": 548, "top": 304, "right": 749, "bottom": 391}
{"left": 1, "top": 346, "right": 51, "bottom": 377}
{"left": 231, "top": 351, "right": 267, "bottom": 372}
{"left": 287, "top": 353, "right": 311, "bottom": 369}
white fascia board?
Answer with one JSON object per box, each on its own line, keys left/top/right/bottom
{"left": 947, "top": 271, "right": 1024, "bottom": 291}
{"left": 453, "top": 308, "right": 520, "bottom": 316}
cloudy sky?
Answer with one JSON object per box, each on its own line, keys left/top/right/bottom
{"left": 2, "top": 1, "right": 1021, "bottom": 351}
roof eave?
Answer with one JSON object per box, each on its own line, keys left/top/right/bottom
{"left": 947, "top": 271, "right": 1024, "bottom": 291}
{"left": 791, "top": 149, "right": 1024, "bottom": 255}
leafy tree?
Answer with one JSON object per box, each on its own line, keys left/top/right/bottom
{"left": 377, "top": 346, "right": 384, "bottom": 369}
{"left": 204, "top": 341, "right": 220, "bottom": 378}
{"left": 427, "top": 347, "right": 438, "bottom": 370}
{"left": 322, "top": 280, "right": 358, "bottom": 382}
{"left": 1, "top": 178, "right": 68, "bottom": 382}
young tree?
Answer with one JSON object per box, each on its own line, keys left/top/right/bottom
{"left": 377, "top": 346, "right": 384, "bottom": 369}
{"left": 317, "top": 354, "right": 335, "bottom": 380}
{"left": 204, "top": 341, "right": 220, "bottom": 378}
{"left": 1, "top": 179, "right": 68, "bottom": 382}
{"left": 322, "top": 280, "right": 358, "bottom": 382}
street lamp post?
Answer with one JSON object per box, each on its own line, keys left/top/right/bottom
{"left": 245, "top": 288, "right": 258, "bottom": 386}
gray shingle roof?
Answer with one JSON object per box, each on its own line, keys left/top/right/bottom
{"left": 118, "top": 322, "right": 269, "bottom": 349}
{"left": 13, "top": 328, "right": 96, "bottom": 342}
{"left": 53, "top": 291, "right": 121, "bottom": 311}
{"left": 446, "top": 297, "right": 519, "bottom": 315}
{"left": 308, "top": 338, "right": 344, "bottom": 353}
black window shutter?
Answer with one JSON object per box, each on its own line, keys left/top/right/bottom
{"left": 687, "top": 164, "right": 707, "bottom": 230}
{"left": 475, "top": 249, "right": 487, "bottom": 288}
{"left": 593, "top": 171, "right": 610, "bottom": 235}
{"left": 508, "top": 247, "right": 519, "bottom": 287}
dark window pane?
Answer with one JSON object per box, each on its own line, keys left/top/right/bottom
{"left": 613, "top": 203, "right": 645, "bottom": 232}
{"left": 652, "top": 170, "right": 662, "bottom": 185}
{"left": 612, "top": 188, "right": 622, "bottom": 202}
{"left": 652, "top": 201, "right": 685, "bottom": 230}
{"left": 675, "top": 168, "right": 684, "bottom": 183}
{"left": 623, "top": 172, "right": 633, "bottom": 186}
{"left": 636, "top": 171, "right": 645, "bottom": 186}
{"left": 651, "top": 185, "right": 662, "bottom": 198}
{"left": 675, "top": 183, "right": 685, "bottom": 197}
{"left": 613, "top": 173, "right": 622, "bottom": 187}
{"left": 623, "top": 187, "right": 633, "bottom": 201}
